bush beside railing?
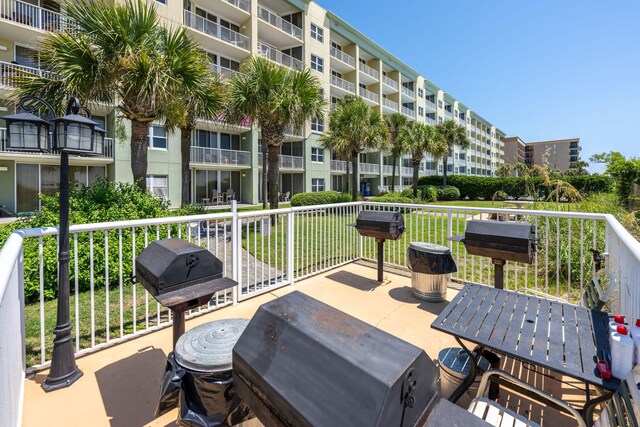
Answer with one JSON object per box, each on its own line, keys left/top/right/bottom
{"left": 290, "top": 191, "right": 351, "bottom": 207}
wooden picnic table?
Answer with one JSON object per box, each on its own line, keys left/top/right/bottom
{"left": 431, "top": 282, "right": 620, "bottom": 425}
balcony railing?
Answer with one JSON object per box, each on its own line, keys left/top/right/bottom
{"left": 258, "top": 153, "right": 304, "bottom": 170}
{"left": 209, "top": 64, "right": 238, "bottom": 79}
{"left": 382, "top": 98, "right": 398, "bottom": 110}
{"left": 360, "top": 162, "right": 379, "bottom": 174}
{"left": 382, "top": 164, "right": 394, "bottom": 175}
{"left": 0, "top": 128, "right": 113, "bottom": 158}
{"left": 426, "top": 99, "right": 436, "bottom": 109}
{"left": 401, "top": 86, "right": 415, "bottom": 98}
{"left": 184, "top": 10, "right": 250, "bottom": 50}
{"left": 330, "top": 159, "right": 350, "bottom": 173}
{"left": 284, "top": 125, "right": 303, "bottom": 137}
{"left": 0, "top": 61, "right": 55, "bottom": 87}
{"left": 2, "top": 0, "right": 74, "bottom": 32}
{"left": 257, "top": 42, "right": 303, "bottom": 70}
{"left": 257, "top": 4, "right": 302, "bottom": 40}
{"left": 425, "top": 117, "right": 436, "bottom": 125}
{"left": 382, "top": 75, "right": 398, "bottom": 90}
{"left": 359, "top": 87, "right": 379, "bottom": 103}
{"left": 190, "top": 146, "right": 251, "bottom": 167}
{"left": 358, "top": 62, "right": 379, "bottom": 80}
{"left": 329, "top": 47, "right": 355, "bottom": 67}
{"left": 330, "top": 74, "right": 355, "bottom": 93}
{"left": 401, "top": 166, "right": 413, "bottom": 175}
{"left": 444, "top": 111, "right": 453, "bottom": 119}
{"left": 401, "top": 106, "right": 415, "bottom": 118}
{"left": 224, "top": 0, "right": 250, "bottom": 13}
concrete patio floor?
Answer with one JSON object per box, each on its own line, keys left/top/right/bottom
{"left": 22, "top": 261, "right": 587, "bottom": 427}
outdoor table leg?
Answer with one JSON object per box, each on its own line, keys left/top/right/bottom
{"left": 583, "top": 390, "right": 614, "bottom": 427}
{"left": 448, "top": 337, "right": 484, "bottom": 404}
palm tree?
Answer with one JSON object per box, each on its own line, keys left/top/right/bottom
{"left": 435, "top": 120, "right": 471, "bottom": 186}
{"left": 399, "top": 122, "right": 445, "bottom": 198}
{"left": 226, "top": 57, "right": 324, "bottom": 209}
{"left": 164, "top": 67, "right": 225, "bottom": 205}
{"left": 385, "top": 113, "right": 408, "bottom": 192}
{"left": 321, "top": 95, "right": 388, "bottom": 201}
{"left": 496, "top": 164, "right": 514, "bottom": 177}
{"left": 14, "top": 0, "right": 206, "bottom": 191}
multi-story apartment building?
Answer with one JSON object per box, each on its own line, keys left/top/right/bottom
{"left": 0, "top": 0, "right": 506, "bottom": 212}
{"left": 502, "top": 136, "right": 581, "bottom": 171}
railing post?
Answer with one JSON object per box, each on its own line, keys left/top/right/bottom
{"left": 287, "top": 209, "right": 294, "bottom": 284}
{"left": 231, "top": 200, "right": 239, "bottom": 305}
{"left": 447, "top": 210, "right": 453, "bottom": 249}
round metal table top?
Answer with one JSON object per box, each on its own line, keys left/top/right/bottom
{"left": 408, "top": 242, "right": 451, "bottom": 254}
{"left": 174, "top": 318, "right": 249, "bottom": 373}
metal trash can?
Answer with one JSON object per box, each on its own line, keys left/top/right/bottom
{"left": 438, "top": 347, "right": 491, "bottom": 408}
{"left": 156, "top": 319, "right": 254, "bottom": 427}
{"left": 407, "top": 242, "right": 457, "bottom": 302}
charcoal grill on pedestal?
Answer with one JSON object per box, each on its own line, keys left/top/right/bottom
{"left": 450, "top": 220, "right": 537, "bottom": 289}
{"left": 135, "top": 238, "right": 237, "bottom": 345}
{"left": 352, "top": 210, "right": 405, "bottom": 281}
{"left": 232, "top": 291, "right": 441, "bottom": 427}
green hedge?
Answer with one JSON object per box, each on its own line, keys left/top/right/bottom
{"left": 369, "top": 194, "right": 414, "bottom": 204}
{"left": 436, "top": 186, "right": 461, "bottom": 201}
{"left": 417, "top": 175, "right": 612, "bottom": 200}
{"left": 290, "top": 191, "right": 351, "bottom": 207}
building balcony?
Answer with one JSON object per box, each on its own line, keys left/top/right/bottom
{"left": 258, "top": 153, "right": 304, "bottom": 170}
{"left": 358, "top": 62, "right": 379, "bottom": 84}
{"left": 330, "top": 159, "right": 350, "bottom": 173}
{"left": 209, "top": 64, "right": 238, "bottom": 79}
{"left": 381, "top": 75, "right": 398, "bottom": 92}
{"left": 359, "top": 162, "right": 379, "bottom": 174}
{"left": 382, "top": 164, "right": 394, "bottom": 175}
{"left": 0, "top": 61, "right": 55, "bottom": 88}
{"left": 329, "top": 47, "right": 355, "bottom": 72}
{"left": 0, "top": 127, "right": 114, "bottom": 159}
{"left": 257, "top": 4, "right": 303, "bottom": 44}
{"left": 425, "top": 117, "right": 436, "bottom": 125}
{"left": 401, "top": 166, "right": 413, "bottom": 175}
{"left": 401, "top": 106, "right": 415, "bottom": 119}
{"left": 401, "top": 86, "right": 415, "bottom": 100}
{"left": 444, "top": 111, "right": 453, "bottom": 119}
{"left": 330, "top": 74, "right": 355, "bottom": 95}
{"left": 257, "top": 42, "right": 303, "bottom": 70}
{"left": 4, "top": 201, "right": 639, "bottom": 426}
{"left": 425, "top": 99, "right": 436, "bottom": 110}
{"left": 190, "top": 146, "right": 251, "bottom": 168}
{"left": 0, "top": 0, "right": 72, "bottom": 33}
{"left": 382, "top": 97, "right": 398, "bottom": 112}
{"left": 358, "top": 87, "right": 379, "bottom": 105}
{"left": 183, "top": 10, "right": 250, "bottom": 54}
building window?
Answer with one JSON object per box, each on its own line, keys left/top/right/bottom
{"left": 418, "top": 88, "right": 423, "bottom": 98}
{"left": 418, "top": 107, "right": 424, "bottom": 117}
{"left": 311, "top": 55, "right": 323, "bottom": 73}
{"left": 148, "top": 125, "right": 167, "bottom": 149}
{"left": 438, "top": 117, "right": 443, "bottom": 123}
{"left": 311, "top": 178, "right": 325, "bottom": 192}
{"left": 310, "top": 23, "right": 323, "bottom": 42}
{"left": 147, "top": 175, "right": 168, "bottom": 199}
{"left": 311, "top": 147, "right": 324, "bottom": 163}
{"left": 438, "top": 100, "right": 443, "bottom": 108}
{"left": 311, "top": 117, "right": 324, "bottom": 133}
{"left": 154, "top": 0, "right": 166, "bottom": 4}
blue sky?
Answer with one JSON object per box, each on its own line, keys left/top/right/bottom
{"left": 316, "top": 0, "right": 640, "bottom": 173}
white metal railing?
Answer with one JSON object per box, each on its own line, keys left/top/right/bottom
{"left": 330, "top": 159, "right": 350, "bottom": 173}
{"left": 426, "top": 117, "right": 436, "bottom": 125}
{"left": 382, "top": 164, "right": 394, "bottom": 175}
{"left": 359, "top": 87, "right": 379, "bottom": 103}
{"left": 0, "top": 233, "right": 25, "bottom": 427}
{"left": 401, "top": 166, "right": 413, "bottom": 175}
{"left": 0, "top": 61, "right": 55, "bottom": 87}
{"left": 401, "top": 106, "right": 415, "bottom": 118}
{"left": 258, "top": 153, "right": 304, "bottom": 170}
{"left": 0, "top": 128, "right": 113, "bottom": 158}
{"left": 184, "top": 10, "right": 250, "bottom": 50}
{"left": 4, "top": 201, "right": 640, "bottom": 378}
{"left": 426, "top": 99, "right": 436, "bottom": 109}
{"left": 224, "top": 0, "right": 250, "bottom": 13}
{"left": 382, "top": 75, "right": 398, "bottom": 90}
{"left": 257, "top": 42, "right": 303, "bottom": 70}
{"left": 444, "top": 111, "right": 453, "bottom": 119}
{"left": 210, "top": 64, "right": 237, "bottom": 79}
{"left": 330, "top": 47, "right": 355, "bottom": 67}
{"left": 383, "top": 98, "right": 398, "bottom": 110}
{"left": 284, "top": 125, "right": 303, "bottom": 137}
{"left": 190, "top": 146, "right": 251, "bottom": 167}
{"left": 2, "top": 0, "right": 73, "bottom": 32}
{"left": 359, "top": 62, "right": 379, "bottom": 80}
{"left": 330, "top": 74, "right": 355, "bottom": 93}
{"left": 401, "top": 86, "right": 415, "bottom": 98}
{"left": 360, "top": 162, "right": 380, "bottom": 174}
{"left": 257, "top": 4, "right": 302, "bottom": 40}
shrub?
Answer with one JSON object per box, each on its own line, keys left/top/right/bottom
{"left": 419, "top": 185, "right": 438, "bottom": 202}
{"left": 436, "top": 186, "right": 461, "bottom": 201}
{"left": 400, "top": 188, "right": 420, "bottom": 199}
{"left": 369, "top": 194, "right": 414, "bottom": 204}
{"left": 290, "top": 191, "right": 351, "bottom": 207}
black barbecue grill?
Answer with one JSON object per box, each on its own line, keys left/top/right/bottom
{"left": 135, "top": 238, "right": 237, "bottom": 345}
{"left": 232, "top": 291, "right": 441, "bottom": 427}
{"left": 450, "top": 220, "right": 537, "bottom": 289}
{"left": 352, "top": 210, "right": 405, "bottom": 281}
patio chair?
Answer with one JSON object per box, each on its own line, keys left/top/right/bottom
{"left": 517, "top": 249, "right": 617, "bottom": 312}
{"left": 282, "top": 191, "right": 290, "bottom": 202}
{"left": 226, "top": 189, "right": 235, "bottom": 202}
{"left": 212, "top": 190, "right": 223, "bottom": 206}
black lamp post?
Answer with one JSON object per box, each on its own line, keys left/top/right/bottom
{"left": 5, "top": 96, "right": 103, "bottom": 392}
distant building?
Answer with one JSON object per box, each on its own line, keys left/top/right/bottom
{"left": 501, "top": 137, "right": 581, "bottom": 172}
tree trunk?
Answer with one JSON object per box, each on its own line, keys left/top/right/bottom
{"left": 345, "top": 156, "right": 350, "bottom": 194}
{"left": 262, "top": 139, "right": 268, "bottom": 209}
{"left": 180, "top": 124, "right": 193, "bottom": 206}
{"left": 412, "top": 164, "right": 419, "bottom": 199}
{"left": 442, "top": 153, "right": 449, "bottom": 187}
{"left": 351, "top": 151, "right": 359, "bottom": 201}
{"left": 267, "top": 143, "right": 280, "bottom": 210}
{"left": 391, "top": 155, "right": 397, "bottom": 193}
{"left": 130, "top": 119, "right": 149, "bottom": 191}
